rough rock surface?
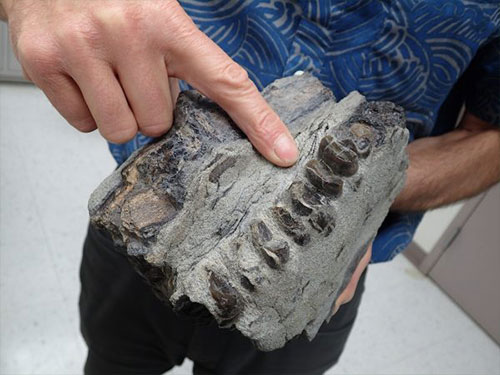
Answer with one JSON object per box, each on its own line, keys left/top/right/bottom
{"left": 89, "top": 74, "right": 409, "bottom": 351}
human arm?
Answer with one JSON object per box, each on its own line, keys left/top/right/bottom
{"left": 392, "top": 112, "right": 500, "bottom": 212}
{"left": 0, "top": 0, "right": 298, "bottom": 166}
{"left": 336, "top": 112, "right": 500, "bottom": 309}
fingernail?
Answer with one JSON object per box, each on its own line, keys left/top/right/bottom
{"left": 273, "top": 134, "right": 299, "bottom": 165}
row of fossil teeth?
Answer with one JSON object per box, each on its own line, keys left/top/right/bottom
{"left": 202, "top": 122, "right": 375, "bottom": 323}
{"left": 247, "top": 122, "right": 373, "bottom": 271}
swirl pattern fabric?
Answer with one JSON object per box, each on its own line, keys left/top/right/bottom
{"left": 108, "top": 0, "right": 500, "bottom": 262}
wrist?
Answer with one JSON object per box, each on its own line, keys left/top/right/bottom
{"left": 0, "top": 0, "right": 13, "bottom": 21}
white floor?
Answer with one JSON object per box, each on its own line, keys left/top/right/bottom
{"left": 1, "top": 82, "right": 499, "bottom": 375}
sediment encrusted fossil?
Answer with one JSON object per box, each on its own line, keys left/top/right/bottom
{"left": 89, "top": 74, "right": 409, "bottom": 351}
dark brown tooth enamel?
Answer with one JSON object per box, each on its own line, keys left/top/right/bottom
{"left": 209, "top": 271, "right": 242, "bottom": 320}
{"left": 348, "top": 122, "right": 374, "bottom": 157}
{"left": 319, "top": 136, "right": 358, "bottom": 177}
{"left": 271, "top": 206, "right": 310, "bottom": 246}
{"left": 350, "top": 122, "right": 374, "bottom": 139}
{"left": 250, "top": 220, "right": 272, "bottom": 245}
{"left": 288, "top": 181, "right": 313, "bottom": 216}
{"left": 305, "top": 160, "right": 343, "bottom": 198}
{"left": 308, "top": 211, "right": 335, "bottom": 237}
{"left": 261, "top": 240, "right": 290, "bottom": 269}
{"left": 250, "top": 220, "right": 291, "bottom": 269}
{"left": 301, "top": 182, "right": 325, "bottom": 206}
{"left": 240, "top": 275, "right": 255, "bottom": 291}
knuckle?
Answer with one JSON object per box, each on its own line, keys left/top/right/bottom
{"left": 73, "top": 122, "right": 97, "bottom": 133}
{"left": 56, "top": 18, "right": 103, "bottom": 54}
{"left": 122, "top": 5, "right": 147, "bottom": 31}
{"left": 93, "top": 5, "right": 128, "bottom": 30}
{"left": 220, "top": 62, "right": 250, "bottom": 87}
{"left": 138, "top": 113, "right": 173, "bottom": 138}
{"left": 17, "top": 34, "right": 59, "bottom": 75}
{"left": 101, "top": 125, "right": 137, "bottom": 144}
{"left": 93, "top": 5, "right": 149, "bottom": 43}
{"left": 59, "top": 24, "right": 87, "bottom": 47}
{"left": 207, "top": 61, "right": 256, "bottom": 105}
{"left": 253, "top": 111, "right": 282, "bottom": 140}
{"left": 70, "top": 116, "right": 97, "bottom": 133}
{"left": 139, "top": 122, "right": 170, "bottom": 138}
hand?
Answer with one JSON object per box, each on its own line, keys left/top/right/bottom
{"left": 331, "top": 243, "right": 371, "bottom": 316}
{"left": 1, "top": 0, "right": 298, "bottom": 166}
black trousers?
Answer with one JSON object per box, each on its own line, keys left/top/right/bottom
{"left": 79, "top": 224, "right": 367, "bottom": 375}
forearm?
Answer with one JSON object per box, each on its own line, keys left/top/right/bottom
{"left": 392, "top": 113, "right": 500, "bottom": 212}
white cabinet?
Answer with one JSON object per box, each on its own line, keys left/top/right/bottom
{"left": 407, "top": 183, "right": 500, "bottom": 344}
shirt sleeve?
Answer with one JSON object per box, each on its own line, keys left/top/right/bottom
{"left": 463, "top": 35, "right": 500, "bottom": 126}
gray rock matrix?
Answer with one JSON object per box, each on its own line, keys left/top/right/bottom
{"left": 89, "top": 74, "right": 409, "bottom": 351}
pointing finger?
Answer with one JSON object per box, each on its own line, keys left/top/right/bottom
{"left": 167, "top": 30, "right": 299, "bottom": 167}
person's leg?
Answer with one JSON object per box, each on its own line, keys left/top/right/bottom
{"left": 189, "top": 270, "right": 367, "bottom": 375}
{"left": 80, "top": 221, "right": 366, "bottom": 374}
{"left": 79, "top": 224, "right": 191, "bottom": 374}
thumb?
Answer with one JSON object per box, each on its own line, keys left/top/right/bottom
{"left": 167, "top": 30, "right": 299, "bottom": 167}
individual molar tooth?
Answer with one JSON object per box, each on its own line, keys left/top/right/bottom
{"left": 288, "top": 181, "right": 313, "bottom": 216}
{"left": 350, "top": 122, "right": 374, "bottom": 139}
{"left": 121, "top": 189, "right": 177, "bottom": 240}
{"left": 349, "top": 122, "right": 375, "bottom": 156}
{"left": 209, "top": 271, "right": 242, "bottom": 321}
{"left": 240, "top": 275, "right": 256, "bottom": 292}
{"left": 305, "top": 160, "right": 343, "bottom": 198}
{"left": 250, "top": 219, "right": 290, "bottom": 269}
{"left": 261, "top": 240, "right": 290, "bottom": 269}
{"left": 301, "top": 182, "right": 326, "bottom": 206}
{"left": 354, "top": 138, "right": 371, "bottom": 157}
{"left": 340, "top": 137, "right": 371, "bottom": 158}
{"left": 250, "top": 220, "right": 273, "bottom": 246}
{"left": 271, "top": 206, "right": 310, "bottom": 246}
{"left": 319, "top": 136, "right": 359, "bottom": 177}
{"left": 308, "top": 211, "right": 335, "bottom": 237}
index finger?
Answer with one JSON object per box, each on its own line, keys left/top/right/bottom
{"left": 167, "top": 30, "right": 299, "bottom": 167}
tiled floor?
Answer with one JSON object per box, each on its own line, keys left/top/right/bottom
{"left": 1, "top": 82, "right": 499, "bottom": 375}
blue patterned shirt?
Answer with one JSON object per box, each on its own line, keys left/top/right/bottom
{"left": 109, "top": 1, "right": 500, "bottom": 263}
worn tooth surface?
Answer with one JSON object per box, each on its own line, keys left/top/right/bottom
{"left": 250, "top": 220, "right": 290, "bottom": 269}
{"left": 271, "top": 206, "right": 311, "bottom": 246}
{"left": 89, "top": 74, "right": 409, "bottom": 351}
{"left": 251, "top": 220, "right": 273, "bottom": 245}
{"left": 288, "top": 181, "right": 314, "bottom": 216}
{"left": 305, "top": 160, "right": 343, "bottom": 198}
{"left": 350, "top": 122, "right": 374, "bottom": 140}
{"left": 209, "top": 271, "right": 242, "bottom": 321}
{"left": 347, "top": 122, "right": 374, "bottom": 157}
{"left": 240, "top": 275, "right": 256, "bottom": 292}
{"left": 340, "top": 137, "right": 371, "bottom": 158}
{"left": 301, "top": 182, "right": 326, "bottom": 207}
{"left": 319, "top": 135, "right": 359, "bottom": 176}
{"left": 308, "top": 211, "right": 335, "bottom": 237}
{"left": 261, "top": 240, "right": 290, "bottom": 269}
